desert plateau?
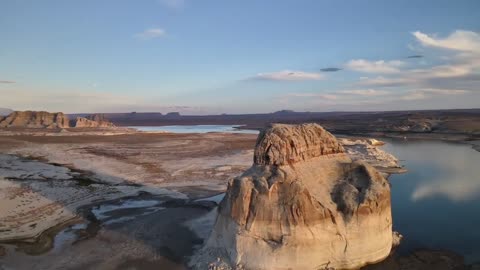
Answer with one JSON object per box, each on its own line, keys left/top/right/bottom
{"left": 0, "top": 109, "right": 479, "bottom": 269}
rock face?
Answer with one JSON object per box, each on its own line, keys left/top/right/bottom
{"left": 72, "top": 114, "right": 115, "bottom": 128}
{"left": 0, "top": 111, "right": 69, "bottom": 128}
{"left": 199, "top": 124, "right": 393, "bottom": 269}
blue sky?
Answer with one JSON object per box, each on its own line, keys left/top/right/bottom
{"left": 1, "top": 0, "right": 480, "bottom": 114}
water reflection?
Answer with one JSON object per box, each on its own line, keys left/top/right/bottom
{"left": 382, "top": 140, "right": 480, "bottom": 202}
{"left": 381, "top": 139, "right": 480, "bottom": 262}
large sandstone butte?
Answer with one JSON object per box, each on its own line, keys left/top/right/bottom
{"left": 0, "top": 111, "right": 70, "bottom": 128}
{"left": 200, "top": 123, "right": 393, "bottom": 270}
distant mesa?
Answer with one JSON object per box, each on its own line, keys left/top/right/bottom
{"left": 164, "top": 112, "right": 181, "bottom": 118}
{"left": 272, "top": 109, "right": 296, "bottom": 115}
{"left": 0, "top": 111, "right": 115, "bottom": 129}
{"left": 0, "top": 111, "right": 69, "bottom": 129}
{"left": 194, "top": 123, "right": 394, "bottom": 269}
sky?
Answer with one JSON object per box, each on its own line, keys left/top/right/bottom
{"left": 1, "top": 0, "right": 480, "bottom": 114}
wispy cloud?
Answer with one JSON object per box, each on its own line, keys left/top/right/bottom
{"left": 339, "top": 89, "right": 389, "bottom": 96}
{"left": 286, "top": 89, "right": 389, "bottom": 102}
{"left": 134, "top": 28, "right": 166, "bottom": 40}
{"left": 252, "top": 70, "right": 325, "bottom": 81}
{"left": 320, "top": 67, "right": 342, "bottom": 72}
{"left": 0, "top": 80, "right": 15, "bottom": 84}
{"left": 286, "top": 92, "right": 338, "bottom": 100}
{"left": 400, "top": 88, "right": 470, "bottom": 100}
{"left": 285, "top": 87, "right": 470, "bottom": 105}
{"left": 406, "top": 55, "right": 423, "bottom": 59}
{"left": 356, "top": 76, "right": 413, "bottom": 87}
{"left": 413, "top": 30, "right": 480, "bottom": 53}
{"left": 356, "top": 29, "right": 480, "bottom": 91}
{"left": 345, "top": 59, "right": 405, "bottom": 73}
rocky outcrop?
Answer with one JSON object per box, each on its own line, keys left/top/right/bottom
{"left": 195, "top": 124, "right": 393, "bottom": 270}
{"left": 0, "top": 111, "right": 69, "bottom": 128}
{"left": 388, "top": 120, "right": 434, "bottom": 133}
{"left": 340, "top": 138, "right": 406, "bottom": 176}
{"left": 72, "top": 114, "right": 115, "bottom": 128}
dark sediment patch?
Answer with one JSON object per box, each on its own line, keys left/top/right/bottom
{"left": 2, "top": 217, "right": 85, "bottom": 256}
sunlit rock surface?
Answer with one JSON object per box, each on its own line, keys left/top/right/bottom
{"left": 195, "top": 123, "right": 393, "bottom": 270}
{"left": 72, "top": 114, "right": 115, "bottom": 128}
{"left": 0, "top": 111, "right": 70, "bottom": 128}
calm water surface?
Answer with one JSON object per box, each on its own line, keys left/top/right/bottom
{"left": 382, "top": 139, "right": 480, "bottom": 263}
{"left": 129, "top": 125, "right": 259, "bottom": 134}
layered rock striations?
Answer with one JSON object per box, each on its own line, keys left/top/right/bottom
{"left": 72, "top": 114, "right": 115, "bottom": 128}
{"left": 0, "top": 111, "right": 116, "bottom": 129}
{"left": 0, "top": 111, "right": 69, "bottom": 128}
{"left": 198, "top": 123, "right": 393, "bottom": 270}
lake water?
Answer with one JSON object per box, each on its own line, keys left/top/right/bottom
{"left": 382, "top": 139, "right": 480, "bottom": 263}
{"left": 129, "top": 125, "right": 259, "bottom": 134}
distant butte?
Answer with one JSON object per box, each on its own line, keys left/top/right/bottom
{"left": 0, "top": 111, "right": 116, "bottom": 129}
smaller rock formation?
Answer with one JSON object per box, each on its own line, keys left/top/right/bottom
{"left": 0, "top": 111, "right": 69, "bottom": 128}
{"left": 72, "top": 114, "right": 115, "bottom": 128}
{"left": 340, "top": 138, "right": 406, "bottom": 176}
{"left": 193, "top": 123, "right": 394, "bottom": 270}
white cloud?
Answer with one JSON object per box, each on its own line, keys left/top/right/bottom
{"left": 400, "top": 88, "right": 470, "bottom": 100}
{"left": 286, "top": 87, "right": 470, "bottom": 105}
{"left": 420, "top": 88, "right": 470, "bottom": 95}
{"left": 356, "top": 76, "right": 413, "bottom": 87}
{"left": 357, "top": 30, "right": 480, "bottom": 89}
{"left": 285, "top": 89, "right": 391, "bottom": 103}
{"left": 345, "top": 59, "right": 405, "bottom": 74}
{"left": 134, "top": 28, "right": 166, "bottom": 40}
{"left": 400, "top": 91, "right": 427, "bottom": 101}
{"left": 413, "top": 30, "right": 480, "bottom": 53}
{"left": 287, "top": 93, "right": 338, "bottom": 100}
{"left": 253, "top": 70, "right": 325, "bottom": 81}
{"left": 339, "top": 89, "right": 389, "bottom": 96}
{"left": 351, "top": 30, "right": 480, "bottom": 89}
